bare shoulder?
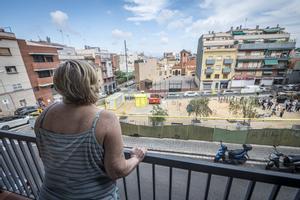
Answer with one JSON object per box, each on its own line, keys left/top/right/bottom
{"left": 99, "top": 110, "right": 118, "bottom": 123}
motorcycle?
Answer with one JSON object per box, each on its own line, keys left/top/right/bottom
{"left": 265, "top": 145, "right": 300, "bottom": 172}
{"left": 214, "top": 141, "right": 252, "bottom": 165}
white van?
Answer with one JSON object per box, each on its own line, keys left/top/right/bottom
{"left": 241, "top": 85, "right": 262, "bottom": 94}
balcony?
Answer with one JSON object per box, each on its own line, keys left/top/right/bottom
{"left": 237, "top": 55, "right": 265, "bottom": 60}
{"left": 206, "top": 59, "right": 215, "bottom": 65}
{"left": 205, "top": 68, "right": 214, "bottom": 75}
{"left": 222, "top": 67, "right": 231, "bottom": 74}
{"left": 238, "top": 42, "right": 296, "bottom": 50}
{"left": 1, "top": 131, "right": 300, "bottom": 200}
{"left": 223, "top": 59, "right": 233, "bottom": 65}
{"left": 37, "top": 76, "right": 53, "bottom": 87}
{"left": 32, "top": 61, "right": 59, "bottom": 71}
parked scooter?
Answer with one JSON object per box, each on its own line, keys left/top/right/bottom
{"left": 265, "top": 145, "right": 300, "bottom": 172}
{"left": 214, "top": 141, "right": 252, "bottom": 165}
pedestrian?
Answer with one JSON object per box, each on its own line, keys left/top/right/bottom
{"left": 34, "top": 60, "right": 146, "bottom": 199}
{"left": 271, "top": 107, "right": 276, "bottom": 116}
{"left": 280, "top": 108, "right": 285, "bottom": 118}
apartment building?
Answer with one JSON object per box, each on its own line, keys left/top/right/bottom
{"left": 134, "top": 58, "right": 159, "bottom": 90}
{"left": 76, "top": 46, "right": 116, "bottom": 94}
{"left": 231, "top": 25, "right": 295, "bottom": 87}
{"left": 196, "top": 32, "right": 236, "bottom": 91}
{"left": 17, "top": 40, "right": 60, "bottom": 105}
{"left": 0, "top": 28, "right": 36, "bottom": 114}
{"left": 287, "top": 48, "right": 300, "bottom": 84}
{"left": 118, "top": 53, "right": 144, "bottom": 73}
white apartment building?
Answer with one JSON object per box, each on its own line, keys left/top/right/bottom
{"left": 76, "top": 47, "right": 116, "bottom": 94}
{"left": 118, "top": 53, "right": 142, "bottom": 73}
{"left": 0, "top": 28, "right": 36, "bottom": 115}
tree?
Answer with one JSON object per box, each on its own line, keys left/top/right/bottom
{"left": 149, "top": 105, "right": 168, "bottom": 126}
{"left": 229, "top": 97, "right": 258, "bottom": 126}
{"left": 186, "top": 98, "right": 212, "bottom": 120}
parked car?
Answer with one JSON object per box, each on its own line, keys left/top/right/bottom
{"left": 241, "top": 86, "right": 262, "bottom": 94}
{"left": 222, "top": 90, "right": 238, "bottom": 95}
{"left": 14, "top": 106, "right": 38, "bottom": 116}
{"left": 167, "top": 92, "right": 181, "bottom": 98}
{"left": 98, "top": 92, "right": 107, "bottom": 99}
{"left": 283, "top": 84, "right": 296, "bottom": 91}
{"left": 0, "top": 115, "right": 30, "bottom": 130}
{"left": 148, "top": 94, "right": 161, "bottom": 104}
{"left": 183, "top": 91, "right": 199, "bottom": 97}
{"left": 202, "top": 91, "right": 212, "bottom": 96}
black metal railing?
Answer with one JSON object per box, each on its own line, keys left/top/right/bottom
{"left": 1, "top": 130, "right": 300, "bottom": 200}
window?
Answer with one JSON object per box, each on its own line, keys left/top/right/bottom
{"left": 45, "top": 56, "right": 54, "bottom": 62}
{"left": 159, "top": 71, "right": 162, "bottom": 76}
{"left": 164, "top": 71, "right": 167, "bottom": 75}
{"left": 223, "top": 74, "right": 228, "bottom": 79}
{"left": 206, "top": 75, "right": 211, "bottom": 79}
{"left": 0, "top": 48, "right": 11, "bottom": 56}
{"left": 12, "top": 83, "right": 22, "bottom": 91}
{"left": 32, "top": 55, "right": 45, "bottom": 62}
{"left": 5, "top": 66, "right": 17, "bottom": 74}
{"left": 37, "top": 70, "right": 53, "bottom": 78}
{"left": 214, "top": 74, "right": 220, "bottom": 79}
{"left": 19, "top": 99, "right": 27, "bottom": 107}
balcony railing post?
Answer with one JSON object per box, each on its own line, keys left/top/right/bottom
{"left": 244, "top": 181, "right": 256, "bottom": 200}
{"left": 122, "top": 177, "right": 128, "bottom": 200}
{"left": 136, "top": 165, "right": 142, "bottom": 200}
{"left": 152, "top": 164, "right": 156, "bottom": 200}
{"left": 204, "top": 173, "right": 212, "bottom": 200}
{"left": 268, "top": 185, "right": 281, "bottom": 200}
{"left": 223, "top": 177, "right": 233, "bottom": 200}
{"left": 169, "top": 167, "right": 173, "bottom": 200}
{"left": 27, "top": 142, "right": 44, "bottom": 182}
{"left": 185, "top": 170, "right": 191, "bottom": 200}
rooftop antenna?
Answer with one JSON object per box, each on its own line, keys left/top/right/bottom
{"left": 66, "top": 34, "right": 71, "bottom": 46}
{"left": 58, "top": 29, "right": 64, "bottom": 44}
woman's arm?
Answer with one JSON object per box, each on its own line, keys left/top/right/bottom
{"left": 98, "top": 111, "right": 146, "bottom": 180}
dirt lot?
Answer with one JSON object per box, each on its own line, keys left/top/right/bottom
{"left": 105, "top": 96, "right": 300, "bottom": 130}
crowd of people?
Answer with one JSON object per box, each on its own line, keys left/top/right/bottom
{"left": 259, "top": 98, "right": 300, "bottom": 118}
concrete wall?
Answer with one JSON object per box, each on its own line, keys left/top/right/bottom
{"left": 120, "top": 123, "right": 300, "bottom": 147}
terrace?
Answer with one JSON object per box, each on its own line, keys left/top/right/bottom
{"left": 1, "top": 130, "right": 300, "bottom": 200}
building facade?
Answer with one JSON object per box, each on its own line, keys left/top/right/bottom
{"left": 134, "top": 58, "right": 159, "bottom": 90}
{"left": 196, "top": 32, "right": 236, "bottom": 91}
{"left": 0, "top": 28, "right": 36, "bottom": 115}
{"left": 232, "top": 25, "right": 295, "bottom": 87}
{"left": 76, "top": 46, "right": 116, "bottom": 94}
{"left": 287, "top": 48, "right": 300, "bottom": 84}
{"left": 17, "top": 40, "right": 60, "bottom": 105}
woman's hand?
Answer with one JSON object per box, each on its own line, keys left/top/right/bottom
{"left": 131, "top": 147, "right": 147, "bottom": 162}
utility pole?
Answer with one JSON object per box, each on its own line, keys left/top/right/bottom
{"left": 124, "top": 40, "right": 129, "bottom": 83}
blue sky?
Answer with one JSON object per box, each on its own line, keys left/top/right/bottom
{"left": 1, "top": 0, "right": 300, "bottom": 56}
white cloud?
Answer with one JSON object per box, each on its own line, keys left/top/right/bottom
{"left": 156, "top": 9, "right": 178, "bottom": 24}
{"left": 160, "top": 36, "right": 169, "bottom": 44}
{"left": 50, "top": 10, "right": 68, "bottom": 27}
{"left": 112, "top": 29, "right": 132, "bottom": 39}
{"left": 186, "top": 0, "right": 300, "bottom": 40}
{"left": 106, "top": 10, "right": 112, "bottom": 15}
{"left": 124, "top": 0, "right": 168, "bottom": 21}
{"left": 167, "top": 16, "right": 193, "bottom": 29}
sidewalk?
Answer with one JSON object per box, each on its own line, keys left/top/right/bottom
{"left": 123, "top": 136, "right": 300, "bottom": 162}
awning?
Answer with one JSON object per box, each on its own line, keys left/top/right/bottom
{"left": 222, "top": 67, "right": 231, "bottom": 74}
{"left": 264, "top": 59, "right": 278, "bottom": 65}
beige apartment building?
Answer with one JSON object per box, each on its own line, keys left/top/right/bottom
{"left": 0, "top": 28, "right": 36, "bottom": 115}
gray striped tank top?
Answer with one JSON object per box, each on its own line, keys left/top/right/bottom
{"left": 35, "top": 105, "right": 118, "bottom": 200}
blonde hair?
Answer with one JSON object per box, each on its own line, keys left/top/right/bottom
{"left": 54, "top": 60, "right": 99, "bottom": 105}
